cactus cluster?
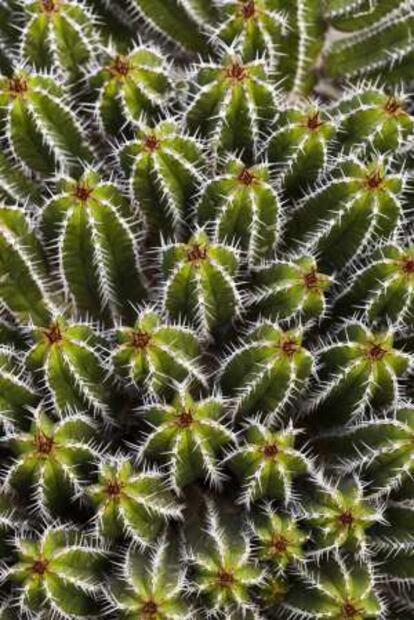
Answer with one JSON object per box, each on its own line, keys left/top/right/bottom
{"left": 0, "top": 1, "right": 413, "bottom": 619}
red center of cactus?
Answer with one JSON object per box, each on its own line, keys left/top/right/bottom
{"left": 141, "top": 601, "right": 158, "bottom": 617}
{"left": 177, "top": 410, "right": 194, "bottom": 428}
{"left": 144, "top": 135, "right": 161, "bottom": 152}
{"left": 338, "top": 510, "right": 354, "bottom": 528}
{"left": 303, "top": 270, "right": 319, "bottom": 289}
{"left": 217, "top": 569, "right": 235, "bottom": 588}
{"left": 271, "top": 535, "right": 289, "bottom": 553}
{"left": 242, "top": 1, "right": 256, "bottom": 18}
{"left": 45, "top": 323, "right": 63, "bottom": 345}
{"left": 74, "top": 184, "right": 93, "bottom": 202}
{"left": 32, "top": 558, "right": 49, "bottom": 576}
{"left": 36, "top": 432, "right": 54, "bottom": 455}
{"left": 281, "top": 339, "right": 299, "bottom": 357}
{"left": 226, "top": 63, "right": 248, "bottom": 82}
{"left": 238, "top": 167, "right": 256, "bottom": 186}
{"left": 111, "top": 55, "right": 131, "bottom": 77}
{"left": 402, "top": 258, "right": 414, "bottom": 274}
{"left": 342, "top": 602, "right": 359, "bottom": 618}
{"left": 263, "top": 443, "right": 279, "bottom": 459}
{"left": 365, "top": 169, "right": 384, "bottom": 191}
{"left": 367, "top": 344, "right": 386, "bottom": 361}
{"left": 41, "top": 0, "right": 58, "bottom": 13}
{"left": 9, "top": 76, "right": 29, "bottom": 96}
{"left": 105, "top": 479, "right": 123, "bottom": 497}
{"left": 132, "top": 330, "right": 151, "bottom": 350}
{"left": 187, "top": 244, "right": 208, "bottom": 263}
{"left": 306, "top": 112, "right": 323, "bottom": 131}
{"left": 384, "top": 96, "right": 402, "bottom": 116}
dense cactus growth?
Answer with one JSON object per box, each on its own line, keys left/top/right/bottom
{"left": 0, "top": 2, "right": 413, "bottom": 619}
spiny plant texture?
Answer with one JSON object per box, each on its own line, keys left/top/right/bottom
{"left": 0, "top": 2, "right": 413, "bottom": 619}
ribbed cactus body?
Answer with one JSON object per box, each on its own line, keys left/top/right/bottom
{"left": 140, "top": 389, "right": 235, "bottom": 490}
{"left": 112, "top": 308, "right": 205, "bottom": 396}
{"left": 285, "top": 559, "right": 382, "bottom": 619}
{"left": 0, "top": 70, "right": 93, "bottom": 176}
{"left": 186, "top": 55, "right": 277, "bottom": 162}
{"left": 196, "top": 159, "right": 280, "bottom": 266}
{"left": 253, "top": 507, "right": 307, "bottom": 570}
{"left": 268, "top": 106, "right": 336, "bottom": 197}
{"left": 249, "top": 255, "right": 332, "bottom": 322}
{"left": 26, "top": 317, "right": 109, "bottom": 415}
{"left": 314, "top": 323, "right": 411, "bottom": 425}
{"left": 336, "top": 244, "right": 414, "bottom": 326}
{"left": 2, "top": 526, "right": 106, "bottom": 617}
{"left": 20, "top": 0, "right": 100, "bottom": 78}
{"left": 221, "top": 323, "right": 314, "bottom": 422}
{"left": 286, "top": 158, "right": 405, "bottom": 270}
{"left": 190, "top": 501, "right": 264, "bottom": 616}
{"left": 90, "top": 458, "right": 181, "bottom": 544}
{"left": 161, "top": 230, "right": 240, "bottom": 335}
{"left": 4, "top": 408, "right": 96, "bottom": 516}
{"left": 90, "top": 45, "right": 172, "bottom": 136}
{"left": 119, "top": 120, "right": 204, "bottom": 239}
{"left": 227, "top": 421, "right": 309, "bottom": 505}
{"left": 333, "top": 88, "right": 414, "bottom": 154}
{"left": 0, "top": 207, "right": 54, "bottom": 326}
{"left": 41, "top": 169, "right": 147, "bottom": 323}
{"left": 108, "top": 536, "right": 191, "bottom": 619}
{"left": 0, "top": 346, "right": 38, "bottom": 428}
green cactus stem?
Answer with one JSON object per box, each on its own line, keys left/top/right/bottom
{"left": 20, "top": 0, "right": 101, "bottom": 78}
{"left": 226, "top": 420, "right": 310, "bottom": 505}
{"left": 90, "top": 45, "right": 173, "bottom": 136}
{"left": 40, "top": 168, "right": 147, "bottom": 324}
{"left": 268, "top": 104, "right": 336, "bottom": 198}
{"left": 1, "top": 526, "right": 107, "bottom": 618}
{"left": 89, "top": 457, "right": 181, "bottom": 544}
{"left": 107, "top": 534, "right": 191, "bottom": 619}
{"left": 196, "top": 159, "right": 280, "bottom": 266}
{"left": 0, "top": 346, "right": 38, "bottom": 428}
{"left": 249, "top": 255, "right": 332, "bottom": 323}
{"left": 4, "top": 408, "right": 97, "bottom": 517}
{"left": 285, "top": 158, "right": 405, "bottom": 271}
{"left": 26, "top": 316, "right": 110, "bottom": 415}
{"left": 221, "top": 322, "right": 314, "bottom": 423}
{"left": 314, "top": 322, "right": 412, "bottom": 426}
{"left": 161, "top": 230, "right": 241, "bottom": 336}
{"left": 186, "top": 53, "right": 277, "bottom": 163}
{"left": 112, "top": 308, "right": 206, "bottom": 397}
{"left": 119, "top": 119, "right": 205, "bottom": 239}
{"left": 139, "top": 388, "right": 235, "bottom": 491}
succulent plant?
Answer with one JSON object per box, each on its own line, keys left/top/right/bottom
{"left": 0, "top": 3, "right": 413, "bottom": 619}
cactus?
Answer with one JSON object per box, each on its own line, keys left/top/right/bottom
{"left": 227, "top": 420, "right": 310, "bottom": 505}
{"left": 0, "top": 68, "right": 93, "bottom": 176}
{"left": 3, "top": 407, "right": 97, "bottom": 517}
{"left": 0, "top": 525, "right": 106, "bottom": 618}
{"left": 314, "top": 322, "right": 412, "bottom": 426}
{"left": 0, "top": 3, "right": 413, "bottom": 619}
{"left": 196, "top": 158, "right": 280, "bottom": 266}
{"left": 40, "top": 168, "right": 147, "bottom": 323}
{"left": 89, "top": 457, "right": 181, "bottom": 544}
{"left": 186, "top": 53, "right": 277, "bottom": 163}
{"left": 26, "top": 316, "right": 110, "bottom": 415}
{"left": 161, "top": 229, "right": 241, "bottom": 335}
{"left": 20, "top": 0, "right": 101, "bottom": 79}
{"left": 89, "top": 44, "right": 173, "bottom": 136}
{"left": 249, "top": 255, "right": 332, "bottom": 323}
{"left": 119, "top": 120, "right": 205, "bottom": 239}
{"left": 139, "top": 387, "right": 235, "bottom": 491}
{"left": 221, "top": 322, "right": 314, "bottom": 422}
{"left": 107, "top": 533, "right": 191, "bottom": 619}
{"left": 112, "top": 308, "right": 206, "bottom": 396}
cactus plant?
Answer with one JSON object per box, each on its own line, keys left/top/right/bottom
{"left": 0, "top": 3, "right": 413, "bottom": 619}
